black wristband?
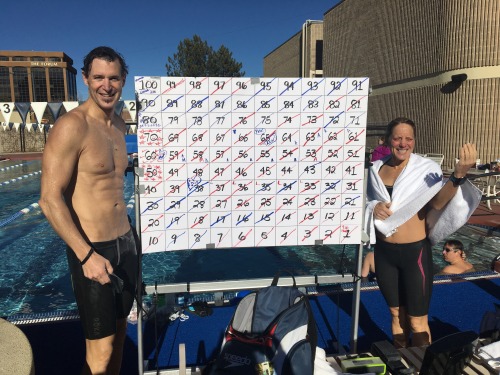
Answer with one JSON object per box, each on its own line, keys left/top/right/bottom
{"left": 449, "top": 172, "right": 466, "bottom": 186}
{"left": 80, "top": 247, "right": 95, "bottom": 266}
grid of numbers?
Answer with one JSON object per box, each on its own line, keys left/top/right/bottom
{"left": 135, "top": 77, "right": 369, "bottom": 253}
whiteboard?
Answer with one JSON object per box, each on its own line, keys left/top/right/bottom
{"left": 135, "top": 77, "right": 369, "bottom": 253}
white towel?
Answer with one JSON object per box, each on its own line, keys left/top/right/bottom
{"left": 314, "top": 347, "right": 343, "bottom": 374}
{"left": 477, "top": 341, "right": 500, "bottom": 371}
{"left": 364, "top": 154, "right": 482, "bottom": 246}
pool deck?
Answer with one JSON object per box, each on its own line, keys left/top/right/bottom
{"left": 1, "top": 150, "right": 498, "bottom": 374}
{"left": 13, "top": 273, "right": 500, "bottom": 375}
{"left": 468, "top": 200, "right": 500, "bottom": 230}
{"left": 0, "top": 151, "right": 43, "bottom": 161}
{"left": 2, "top": 151, "right": 498, "bottom": 230}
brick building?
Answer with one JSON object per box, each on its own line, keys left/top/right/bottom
{"left": 264, "top": 20, "right": 323, "bottom": 78}
{"left": 264, "top": 0, "right": 500, "bottom": 168}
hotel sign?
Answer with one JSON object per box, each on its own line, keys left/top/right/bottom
{"left": 30, "top": 62, "right": 60, "bottom": 67}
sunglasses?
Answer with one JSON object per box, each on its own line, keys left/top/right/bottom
{"left": 443, "top": 247, "right": 458, "bottom": 253}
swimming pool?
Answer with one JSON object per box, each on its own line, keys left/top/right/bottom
{"left": 0, "top": 158, "right": 498, "bottom": 318}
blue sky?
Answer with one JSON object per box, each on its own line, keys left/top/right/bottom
{"left": 2, "top": 0, "right": 340, "bottom": 100}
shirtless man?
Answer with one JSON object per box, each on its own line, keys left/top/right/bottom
{"left": 439, "top": 240, "right": 475, "bottom": 275}
{"left": 39, "top": 46, "right": 138, "bottom": 375}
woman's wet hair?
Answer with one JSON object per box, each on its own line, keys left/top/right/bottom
{"left": 82, "top": 46, "right": 128, "bottom": 78}
{"left": 385, "top": 117, "right": 416, "bottom": 140}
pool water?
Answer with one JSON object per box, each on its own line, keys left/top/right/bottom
{"left": 0, "top": 159, "right": 498, "bottom": 318}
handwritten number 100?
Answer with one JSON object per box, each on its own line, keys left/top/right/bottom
{"left": 139, "top": 80, "right": 158, "bottom": 90}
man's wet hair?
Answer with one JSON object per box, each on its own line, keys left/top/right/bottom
{"left": 444, "top": 239, "right": 464, "bottom": 251}
{"left": 82, "top": 46, "right": 128, "bottom": 78}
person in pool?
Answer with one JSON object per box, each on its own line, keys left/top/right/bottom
{"left": 39, "top": 46, "right": 138, "bottom": 375}
{"left": 438, "top": 239, "right": 476, "bottom": 275}
{"left": 361, "top": 251, "right": 376, "bottom": 281}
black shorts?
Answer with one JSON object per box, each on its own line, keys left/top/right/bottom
{"left": 66, "top": 228, "right": 138, "bottom": 340}
{"left": 374, "top": 238, "right": 433, "bottom": 317}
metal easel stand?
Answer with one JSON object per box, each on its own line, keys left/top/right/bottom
{"left": 132, "top": 158, "right": 147, "bottom": 375}
{"left": 131, "top": 150, "right": 367, "bottom": 372}
{"left": 349, "top": 153, "right": 372, "bottom": 354}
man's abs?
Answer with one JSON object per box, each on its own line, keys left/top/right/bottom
{"left": 70, "top": 202, "right": 130, "bottom": 242}
{"left": 67, "top": 176, "right": 130, "bottom": 241}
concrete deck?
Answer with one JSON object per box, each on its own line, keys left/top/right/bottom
{"left": 468, "top": 199, "right": 500, "bottom": 230}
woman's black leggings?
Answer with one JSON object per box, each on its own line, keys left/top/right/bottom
{"left": 374, "top": 238, "right": 433, "bottom": 317}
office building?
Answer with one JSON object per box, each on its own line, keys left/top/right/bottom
{"left": 0, "top": 50, "right": 77, "bottom": 103}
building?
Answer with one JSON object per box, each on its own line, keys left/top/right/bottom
{"left": 0, "top": 50, "right": 77, "bottom": 103}
{"left": 0, "top": 50, "right": 139, "bottom": 154}
{"left": 264, "top": 20, "right": 323, "bottom": 78}
{"left": 264, "top": 0, "right": 500, "bottom": 169}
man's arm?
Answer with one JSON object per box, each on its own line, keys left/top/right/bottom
{"left": 39, "top": 113, "right": 112, "bottom": 284}
{"left": 429, "top": 143, "right": 477, "bottom": 210}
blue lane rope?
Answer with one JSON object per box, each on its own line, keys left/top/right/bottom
{"left": 0, "top": 162, "right": 25, "bottom": 172}
{"left": 0, "top": 170, "right": 41, "bottom": 187}
{"left": 0, "top": 194, "right": 133, "bottom": 229}
{"left": 126, "top": 194, "right": 135, "bottom": 214}
{"left": 0, "top": 203, "right": 40, "bottom": 228}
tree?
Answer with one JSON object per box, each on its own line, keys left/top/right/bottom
{"left": 166, "top": 35, "right": 245, "bottom": 77}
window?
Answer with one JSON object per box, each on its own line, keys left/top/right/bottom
{"left": 0, "top": 67, "right": 11, "bottom": 101}
{"left": 12, "top": 56, "right": 28, "bottom": 61}
{"left": 48, "top": 57, "right": 61, "bottom": 62}
{"left": 0, "top": 56, "right": 8, "bottom": 61}
{"left": 315, "top": 41, "right": 323, "bottom": 71}
{"left": 31, "top": 68, "right": 48, "bottom": 102}
{"left": 13, "top": 67, "right": 29, "bottom": 102}
{"left": 66, "top": 70, "right": 77, "bottom": 100}
{"left": 49, "top": 68, "right": 65, "bottom": 101}
{"left": 31, "top": 57, "right": 45, "bottom": 62}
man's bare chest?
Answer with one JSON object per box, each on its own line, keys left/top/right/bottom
{"left": 82, "top": 130, "right": 128, "bottom": 175}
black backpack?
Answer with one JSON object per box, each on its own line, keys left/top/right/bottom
{"left": 204, "top": 272, "right": 317, "bottom": 375}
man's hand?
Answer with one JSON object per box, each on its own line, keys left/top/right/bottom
{"left": 454, "top": 143, "right": 477, "bottom": 178}
{"left": 82, "top": 253, "right": 113, "bottom": 285}
{"left": 374, "top": 201, "right": 393, "bottom": 220}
